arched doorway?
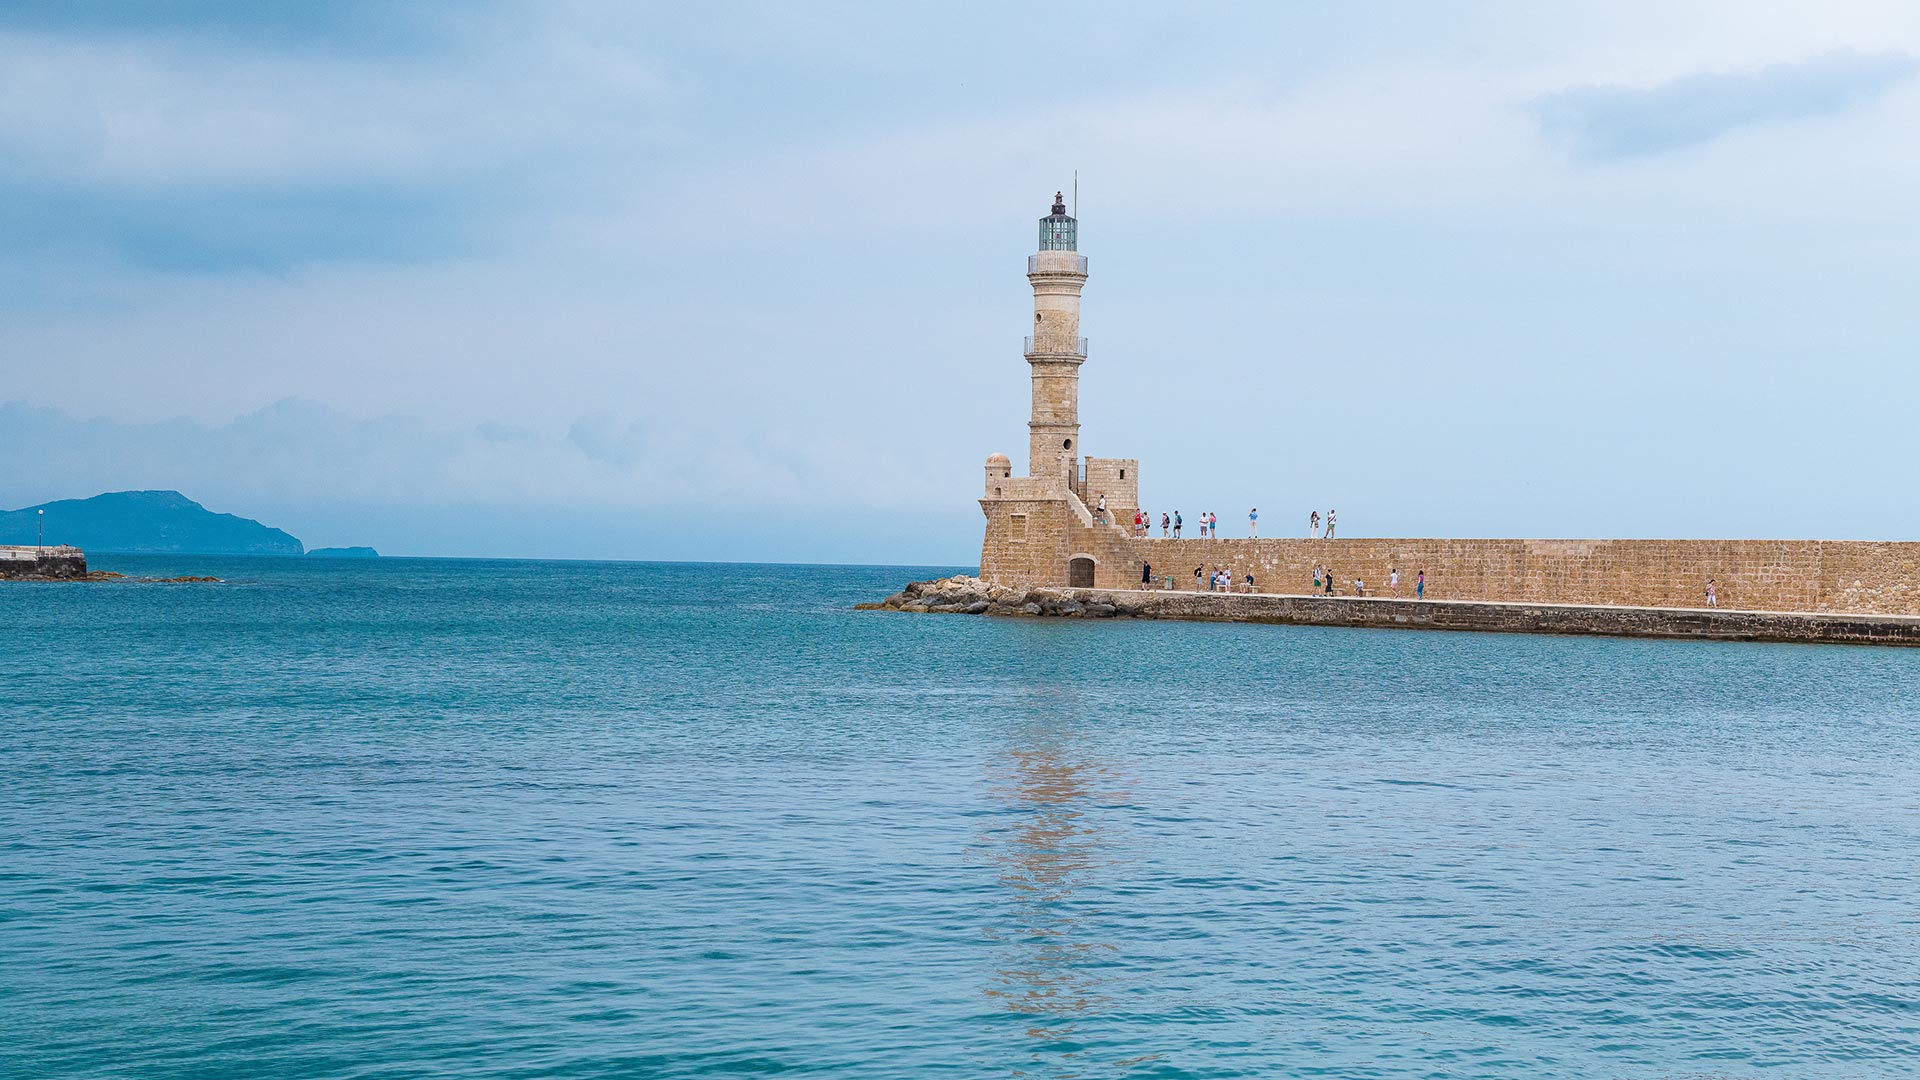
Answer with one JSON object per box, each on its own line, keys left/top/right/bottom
{"left": 1068, "top": 557, "right": 1095, "bottom": 588}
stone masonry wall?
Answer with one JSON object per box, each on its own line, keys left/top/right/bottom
{"left": 1082, "top": 457, "right": 1137, "bottom": 515}
{"left": 980, "top": 499, "right": 1077, "bottom": 589}
{"left": 0, "top": 546, "right": 88, "bottom": 579}
{"left": 1038, "top": 532, "right": 1920, "bottom": 616}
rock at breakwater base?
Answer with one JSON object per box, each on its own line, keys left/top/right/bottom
{"left": 860, "top": 576, "right": 1920, "bottom": 647}
{"left": 0, "top": 571, "right": 224, "bottom": 584}
{"left": 859, "top": 575, "right": 1143, "bottom": 618}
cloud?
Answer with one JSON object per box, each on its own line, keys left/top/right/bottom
{"left": 0, "top": 399, "right": 937, "bottom": 515}
{"left": 1531, "top": 51, "right": 1920, "bottom": 162}
{"left": 0, "top": 15, "right": 668, "bottom": 270}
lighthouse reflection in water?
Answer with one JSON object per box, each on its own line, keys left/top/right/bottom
{"left": 974, "top": 712, "right": 1149, "bottom": 1073}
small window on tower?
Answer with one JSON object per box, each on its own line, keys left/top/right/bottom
{"left": 1120, "top": 469, "right": 1126, "bottom": 479}
{"left": 1063, "top": 439, "right": 1072, "bottom": 449}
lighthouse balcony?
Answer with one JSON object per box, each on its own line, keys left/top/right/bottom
{"left": 1024, "top": 335, "right": 1088, "bottom": 358}
{"left": 1028, "top": 253, "right": 1088, "bottom": 275}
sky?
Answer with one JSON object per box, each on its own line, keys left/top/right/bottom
{"left": 4, "top": 1, "right": 1920, "bottom": 563}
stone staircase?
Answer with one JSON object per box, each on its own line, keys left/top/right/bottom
{"left": 1066, "top": 492, "right": 1155, "bottom": 588}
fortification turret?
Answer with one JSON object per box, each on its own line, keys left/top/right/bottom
{"left": 984, "top": 452, "right": 1012, "bottom": 497}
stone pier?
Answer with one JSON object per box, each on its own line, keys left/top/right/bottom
{"left": 864, "top": 576, "right": 1920, "bottom": 648}
{"left": 0, "top": 546, "right": 89, "bottom": 580}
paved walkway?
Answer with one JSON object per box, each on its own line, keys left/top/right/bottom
{"left": 1066, "top": 587, "right": 1920, "bottom": 646}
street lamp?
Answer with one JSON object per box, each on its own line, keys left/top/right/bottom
{"left": 38, "top": 508, "right": 44, "bottom": 548}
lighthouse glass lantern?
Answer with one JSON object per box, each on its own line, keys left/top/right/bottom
{"left": 1037, "top": 192, "right": 1076, "bottom": 251}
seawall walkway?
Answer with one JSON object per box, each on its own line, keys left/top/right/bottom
{"left": 1071, "top": 588, "right": 1920, "bottom": 647}
{"left": 863, "top": 576, "right": 1920, "bottom": 647}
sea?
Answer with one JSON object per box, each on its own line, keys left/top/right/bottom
{"left": 3, "top": 555, "right": 1917, "bottom": 1079}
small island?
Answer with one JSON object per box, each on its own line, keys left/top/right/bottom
{"left": 307, "top": 546, "right": 379, "bottom": 558}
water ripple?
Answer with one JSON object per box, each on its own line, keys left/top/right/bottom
{"left": 2, "top": 556, "right": 1917, "bottom": 1078}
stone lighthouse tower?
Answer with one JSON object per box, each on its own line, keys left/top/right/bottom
{"left": 1026, "top": 192, "right": 1089, "bottom": 489}
{"left": 980, "top": 190, "right": 1132, "bottom": 590}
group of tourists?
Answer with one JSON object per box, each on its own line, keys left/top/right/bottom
{"left": 1110, "top": 500, "right": 1721, "bottom": 609}
{"left": 1119, "top": 509, "right": 1250, "bottom": 539}
{"left": 1135, "top": 561, "right": 1253, "bottom": 593}
{"left": 1125, "top": 510, "right": 1217, "bottom": 538}
{"left": 1106, "top": 504, "right": 1355, "bottom": 541}
{"left": 1310, "top": 564, "right": 1426, "bottom": 599}
{"left": 1195, "top": 565, "right": 1255, "bottom": 593}
{"left": 1111, "top": 505, "right": 1352, "bottom": 541}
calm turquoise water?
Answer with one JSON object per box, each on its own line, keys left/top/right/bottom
{"left": 3, "top": 556, "right": 1918, "bottom": 1079}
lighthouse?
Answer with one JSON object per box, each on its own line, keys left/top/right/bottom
{"left": 1026, "top": 191, "right": 1089, "bottom": 489}
{"left": 979, "top": 191, "right": 1135, "bottom": 589}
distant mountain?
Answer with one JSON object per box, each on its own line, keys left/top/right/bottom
{"left": 0, "top": 491, "right": 305, "bottom": 555}
{"left": 308, "top": 546, "right": 379, "bottom": 558}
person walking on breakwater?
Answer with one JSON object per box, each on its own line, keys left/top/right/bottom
{"left": 1416, "top": 570, "right": 1426, "bottom": 600}
{"left": 1324, "top": 571, "right": 1335, "bottom": 596}
{"left": 1194, "top": 566, "right": 1204, "bottom": 590}
{"left": 1325, "top": 509, "right": 1337, "bottom": 539}
{"left": 1310, "top": 509, "right": 1320, "bottom": 537}
{"left": 1248, "top": 508, "right": 1258, "bottom": 538}
{"left": 1389, "top": 568, "right": 1400, "bottom": 597}
{"left": 1313, "top": 564, "right": 1323, "bottom": 591}
{"left": 1161, "top": 512, "right": 1170, "bottom": 538}
{"left": 1142, "top": 562, "right": 1153, "bottom": 588}
{"left": 1706, "top": 579, "right": 1718, "bottom": 607}
{"left": 1209, "top": 511, "right": 1219, "bottom": 539}
{"left": 1174, "top": 511, "right": 1183, "bottom": 538}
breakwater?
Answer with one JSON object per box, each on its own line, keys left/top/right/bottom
{"left": 0, "top": 545, "right": 87, "bottom": 580}
{"left": 984, "top": 525, "right": 1920, "bottom": 616}
{"left": 864, "top": 576, "right": 1920, "bottom": 647}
